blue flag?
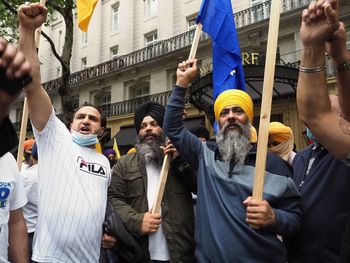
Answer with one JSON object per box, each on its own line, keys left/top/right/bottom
{"left": 197, "top": 0, "right": 246, "bottom": 100}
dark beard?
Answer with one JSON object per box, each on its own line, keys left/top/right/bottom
{"left": 135, "top": 132, "right": 166, "bottom": 167}
{"left": 216, "top": 120, "right": 251, "bottom": 167}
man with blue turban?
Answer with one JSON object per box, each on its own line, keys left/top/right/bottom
{"left": 164, "top": 59, "right": 301, "bottom": 263}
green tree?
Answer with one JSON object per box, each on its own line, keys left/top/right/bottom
{"left": 0, "top": 0, "right": 74, "bottom": 125}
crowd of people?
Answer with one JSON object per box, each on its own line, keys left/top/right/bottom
{"left": 0, "top": 0, "right": 349, "bottom": 262}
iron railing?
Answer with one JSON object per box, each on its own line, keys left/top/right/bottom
{"left": 104, "top": 90, "right": 177, "bottom": 117}
{"left": 235, "top": 0, "right": 310, "bottom": 27}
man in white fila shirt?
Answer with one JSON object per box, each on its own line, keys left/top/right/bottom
{"left": 17, "top": 3, "right": 115, "bottom": 262}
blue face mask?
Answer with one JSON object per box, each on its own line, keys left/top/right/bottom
{"left": 306, "top": 127, "right": 319, "bottom": 146}
{"left": 71, "top": 130, "right": 99, "bottom": 147}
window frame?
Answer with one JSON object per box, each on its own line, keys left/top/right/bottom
{"left": 145, "top": 31, "right": 158, "bottom": 47}
{"left": 110, "top": 46, "right": 119, "bottom": 59}
{"left": 144, "top": 0, "right": 158, "bottom": 16}
{"left": 111, "top": 3, "right": 119, "bottom": 32}
{"left": 134, "top": 86, "right": 150, "bottom": 98}
{"left": 81, "top": 57, "right": 87, "bottom": 69}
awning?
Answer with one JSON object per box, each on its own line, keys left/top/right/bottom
{"left": 105, "top": 126, "right": 137, "bottom": 148}
{"left": 189, "top": 64, "right": 299, "bottom": 123}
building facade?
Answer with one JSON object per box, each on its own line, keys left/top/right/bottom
{"left": 10, "top": 0, "right": 350, "bottom": 152}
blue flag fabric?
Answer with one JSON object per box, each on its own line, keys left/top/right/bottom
{"left": 197, "top": 0, "right": 246, "bottom": 99}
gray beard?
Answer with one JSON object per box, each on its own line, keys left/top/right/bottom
{"left": 216, "top": 121, "right": 251, "bottom": 167}
{"left": 135, "top": 133, "right": 166, "bottom": 167}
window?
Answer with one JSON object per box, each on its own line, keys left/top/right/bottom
{"left": 111, "top": 3, "right": 119, "bottom": 32}
{"left": 99, "top": 89, "right": 111, "bottom": 114}
{"left": 187, "top": 17, "right": 197, "bottom": 31}
{"left": 58, "top": 30, "right": 62, "bottom": 52}
{"left": 72, "top": 95, "right": 80, "bottom": 110}
{"left": 110, "top": 46, "right": 119, "bottom": 59}
{"left": 100, "top": 92, "right": 111, "bottom": 107}
{"left": 145, "top": 0, "right": 157, "bottom": 16}
{"left": 81, "top": 57, "right": 87, "bottom": 69}
{"left": 100, "top": 89, "right": 111, "bottom": 107}
{"left": 135, "top": 86, "right": 150, "bottom": 98}
{"left": 145, "top": 31, "right": 157, "bottom": 47}
{"left": 82, "top": 32, "right": 88, "bottom": 44}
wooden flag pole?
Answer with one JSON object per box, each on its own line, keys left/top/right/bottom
{"left": 16, "top": 98, "right": 29, "bottom": 170}
{"left": 151, "top": 23, "right": 203, "bottom": 214}
{"left": 188, "top": 23, "right": 203, "bottom": 60}
{"left": 17, "top": 0, "right": 47, "bottom": 170}
{"left": 151, "top": 154, "right": 172, "bottom": 214}
{"left": 252, "top": 0, "right": 281, "bottom": 203}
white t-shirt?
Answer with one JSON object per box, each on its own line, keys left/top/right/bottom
{"left": 21, "top": 164, "right": 39, "bottom": 233}
{"left": 146, "top": 162, "right": 170, "bottom": 261}
{"left": 32, "top": 110, "right": 111, "bottom": 263}
{"left": 0, "top": 152, "right": 28, "bottom": 263}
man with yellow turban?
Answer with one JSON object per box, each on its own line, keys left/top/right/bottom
{"left": 268, "top": 122, "right": 296, "bottom": 165}
{"left": 164, "top": 59, "right": 301, "bottom": 263}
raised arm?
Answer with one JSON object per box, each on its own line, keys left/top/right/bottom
{"left": 164, "top": 59, "right": 203, "bottom": 170}
{"left": 326, "top": 22, "right": 350, "bottom": 121}
{"left": 18, "top": 2, "right": 52, "bottom": 132}
{"left": 297, "top": 0, "right": 350, "bottom": 159}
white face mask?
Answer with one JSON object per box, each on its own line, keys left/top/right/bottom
{"left": 71, "top": 130, "right": 99, "bottom": 147}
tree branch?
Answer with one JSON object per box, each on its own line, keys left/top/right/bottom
{"left": 46, "top": 0, "right": 65, "bottom": 16}
{"left": 41, "top": 31, "right": 66, "bottom": 69}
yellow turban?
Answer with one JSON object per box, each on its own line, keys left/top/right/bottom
{"left": 268, "top": 122, "right": 292, "bottom": 143}
{"left": 250, "top": 126, "right": 258, "bottom": 143}
{"left": 214, "top": 89, "right": 254, "bottom": 123}
{"left": 268, "top": 122, "right": 294, "bottom": 161}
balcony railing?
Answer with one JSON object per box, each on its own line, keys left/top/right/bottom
{"left": 235, "top": 0, "right": 311, "bottom": 27}
{"left": 41, "top": 0, "right": 311, "bottom": 92}
{"left": 104, "top": 90, "right": 180, "bottom": 117}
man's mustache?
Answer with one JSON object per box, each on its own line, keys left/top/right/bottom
{"left": 223, "top": 121, "right": 243, "bottom": 134}
{"left": 143, "top": 132, "right": 157, "bottom": 138}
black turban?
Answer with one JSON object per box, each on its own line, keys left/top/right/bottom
{"left": 134, "top": 101, "right": 165, "bottom": 134}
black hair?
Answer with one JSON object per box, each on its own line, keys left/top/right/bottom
{"left": 73, "top": 102, "right": 107, "bottom": 128}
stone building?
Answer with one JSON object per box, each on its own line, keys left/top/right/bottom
{"left": 10, "top": 0, "right": 350, "bottom": 153}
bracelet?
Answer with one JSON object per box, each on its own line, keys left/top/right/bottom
{"left": 299, "top": 65, "right": 327, "bottom": 73}
{"left": 334, "top": 61, "right": 350, "bottom": 72}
